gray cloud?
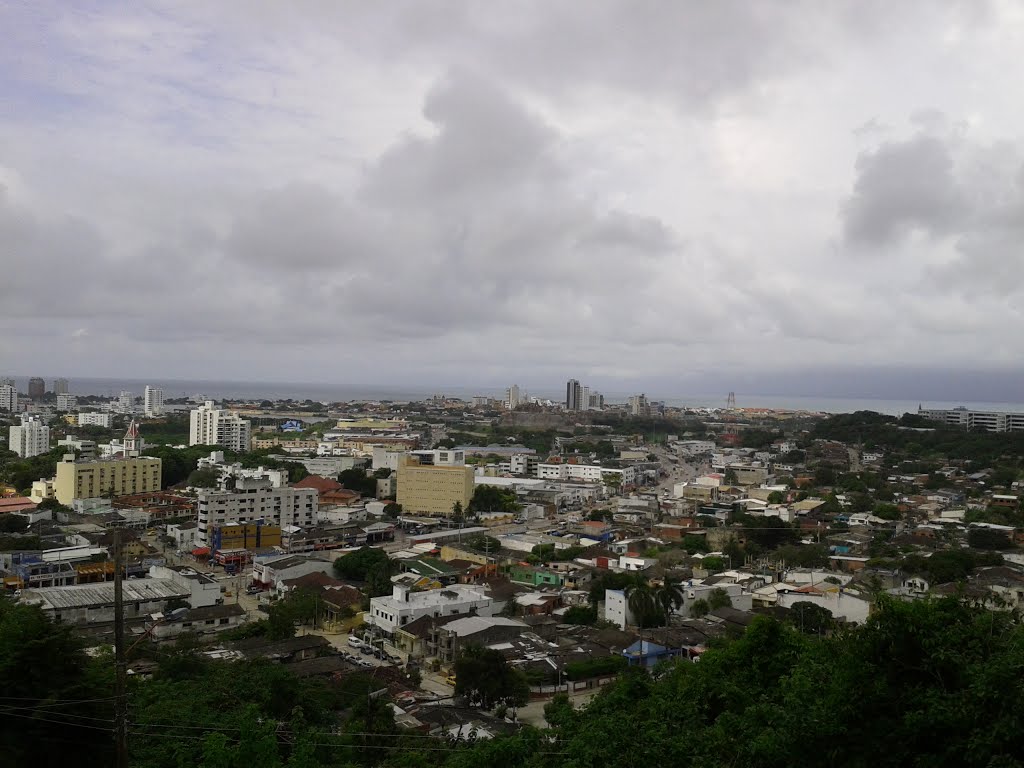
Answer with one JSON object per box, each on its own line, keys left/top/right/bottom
{"left": 3, "top": 2, "right": 1024, "bottom": 398}
{"left": 843, "top": 132, "right": 967, "bottom": 245}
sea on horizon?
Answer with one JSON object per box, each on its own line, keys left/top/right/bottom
{"left": 7, "top": 375, "right": 1023, "bottom": 417}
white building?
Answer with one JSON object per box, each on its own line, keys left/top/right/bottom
{"left": 53, "top": 378, "right": 70, "bottom": 395}
{"left": 9, "top": 414, "right": 50, "bottom": 458}
{"left": 251, "top": 554, "right": 336, "bottom": 588}
{"left": 144, "top": 385, "right": 164, "bottom": 417}
{"left": 77, "top": 412, "right": 113, "bottom": 428}
{"left": 628, "top": 394, "right": 649, "bottom": 416}
{"left": 196, "top": 477, "right": 316, "bottom": 544}
{"left": 113, "top": 390, "right": 135, "bottom": 414}
{"left": 504, "top": 384, "right": 523, "bottom": 410}
{"left": 372, "top": 446, "right": 407, "bottom": 472}
{"left": 367, "top": 583, "right": 496, "bottom": 635}
{"left": 166, "top": 522, "right": 200, "bottom": 551}
{"left": 196, "top": 451, "right": 288, "bottom": 488}
{"left": 56, "top": 394, "right": 77, "bottom": 411}
{"left": 409, "top": 449, "right": 466, "bottom": 466}
{"left": 0, "top": 384, "right": 17, "bottom": 412}
{"left": 189, "top": 401, "right": 252, "bottom": 451}
{"left": 604, "top": 589, "right": 634, "bottom": 630}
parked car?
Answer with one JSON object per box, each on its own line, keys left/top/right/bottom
{"left": 360, "top": 645, "right": 374, "bottom": 655}
{"left": 347, "top": 636, "right": 364, "bottom": 649}
{"left": 387, "top": 654, "right": 402, "bottom": 665}
{"left": 245, "top": 586, "right": 261, "bottom": 595}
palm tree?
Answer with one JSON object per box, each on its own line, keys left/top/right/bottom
{"left": 654, "top": 580, "right": 685, "bottom": 627}
{"left": 625, "top": 577, "right": 656, "bottom": 629}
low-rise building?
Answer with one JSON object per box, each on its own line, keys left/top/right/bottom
{"left": 21, "top": 578, "right": 191, "bottom": 624}
{"left": 251, "top": 553, "right": 336, "bottom": 589}
{"left": 367, "top": 583, "right": 495, "bottom": 635}
{"left": 430, "top": 616, "right": 528, "bottom": 664}
{"left": 149, "top": 603, "right": 246, "bottom": 640}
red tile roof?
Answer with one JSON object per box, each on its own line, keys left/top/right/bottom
{"left": 0, "top": 497, "right": 37, "bottom": 513}
{"left": 293, "top": 475, "right": 344, "bottom": 493}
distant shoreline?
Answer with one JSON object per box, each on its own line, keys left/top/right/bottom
{"left": 6, "top": 375, "right": 1024, "bottom": 417}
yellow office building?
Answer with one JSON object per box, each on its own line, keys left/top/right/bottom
{"left": 396, "top": 456, "right": 474, "bottom": 517}
{"left": 54, "top": 454, "right": 163, "bottom": 505}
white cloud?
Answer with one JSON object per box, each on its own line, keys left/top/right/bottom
{"left": 2, "top": 1, "right": 1024, "bottom": 396}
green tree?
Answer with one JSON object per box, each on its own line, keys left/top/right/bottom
{"left": 625, "top": 579, "right": 657, "bottom": 628}
{"left": 701, "top": 556, "right": 724, "bottom": 573}
{"left": 707, "top": 588, "right": 732, "bottom": 610}
{"left": 787, "top": 601, "right": 835, "bottom": 636}
{"left": 337, "top": 467, "right": 376, "bottom": 496}
{"left": 333, "top": 546, "right": 392, "bottom": 581}
{"left": 468, "top": 485, "right": 520, "bottom": 514}
{"left": 454, "top": 645, "right": 530, "bottom": 709}
{"left": 187, "top": 467, "right": 221, "bottom": 487}
{"left": 967, "top": 527, "right": 1013, "bottom": 550}
{"left": 690, "top": 598, "right": 710, "bottom": 618}
{"left": 654, "top": 580, "right": 685, "bottom": 626}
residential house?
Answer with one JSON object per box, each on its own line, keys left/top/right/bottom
{"left": 367, "top": 583, "right": 495, "bottom": 636}
{"left": 430, "top": 616, "right": 528, "bottom": 664}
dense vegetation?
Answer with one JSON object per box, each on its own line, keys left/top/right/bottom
{"left": 813, "top": 410, "right": 1024, "bottom": 466}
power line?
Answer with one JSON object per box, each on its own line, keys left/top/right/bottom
{"left": 0, "top": 709, "right": 114, "bottom": 732}
{"left": 0, "top": 695, "right": 116, "bottom": 703}
{"left": 0, "top": 705, "right": 113, "bottom": 723}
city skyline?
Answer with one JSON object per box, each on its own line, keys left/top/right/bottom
{"left": 4, "top": 4, "right": 1024, "bottom": 396}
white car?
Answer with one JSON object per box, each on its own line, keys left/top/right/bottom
{"left": 347, "top": 636, "right": 365, "bottom": 649}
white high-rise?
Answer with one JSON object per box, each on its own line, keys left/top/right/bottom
{"left": 144, "top": 386, "right": 164, "bottom": 417}
{"left": 9, "top": 414, "right": 50, "bottom": 458}
{"left": 114, "top": 390, "right": 135, "bottom": 414}
{"left": 504, "top": 384, "right": 522, "bottom": 410}
{"left": 0, "top": 384, "right": 17, "bottom": 412}
{"left": 56, "top": 394, "right": 77, "bottom": 411}
{"left": 53, "top": 378, "right": 70, "bottom": 395}
{"left": 189, "top": 401, "right": 252, "bottom": 451}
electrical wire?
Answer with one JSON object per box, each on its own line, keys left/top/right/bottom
{"left": 0, "top": 705, "right": 113, "bottom": 723}
{"left": 0, "top": 709, "right": 113, "bottom": 732}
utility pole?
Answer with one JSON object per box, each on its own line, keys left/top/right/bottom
{"left": 113, "top": 528, "right": 129, "bottom": 768}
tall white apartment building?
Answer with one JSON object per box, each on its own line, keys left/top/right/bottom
{"left": 628, "top": 394, "right": 650, "bottom": 416}
{"left": 113, "top": 390, "right": 135, "bottom": 414}
{"left": 143, "top": 386, "right": 164, "bottom": 417}
{"left": 505, "top": 384, "right": 523, "bottom": 410}
{"left": 196, "top": 478, "right": 317, "bottom": 544}
{"left": 0, "top": 384, "right": 17, "bottom": 412}
{"left": 9, "top": 414, "right": 50, "bottom": 458}
{"left": 77, "top": 412, "right": 113, "bottom": 428}
{"left": 56, "top": 394, "right": 77, "bottom": 411}
{"left": 189, "top": 401, "right": 252, "bottom": 451}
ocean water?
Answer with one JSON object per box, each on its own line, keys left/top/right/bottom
{"left": 7, "top": 376, "right": 1019, "bottom": 416}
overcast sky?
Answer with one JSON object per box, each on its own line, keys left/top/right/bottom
{"left": 3, "top": 1, "right": 1024, "bottom": 400}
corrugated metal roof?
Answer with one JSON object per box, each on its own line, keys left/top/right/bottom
{"left": 24, "top": 578, "right": 188, "bottom": 610}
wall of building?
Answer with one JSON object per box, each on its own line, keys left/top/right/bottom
{"left": 54, "top": 455, "right": 162, "bottom": 505}
{"left": 396, "top": 457, "right": 474, "bottom": 517}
